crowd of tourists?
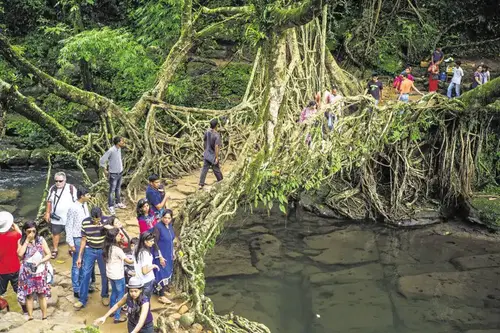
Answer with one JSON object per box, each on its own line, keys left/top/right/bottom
{"left": 0, "top": 119, "right": 224, "bottom": 333}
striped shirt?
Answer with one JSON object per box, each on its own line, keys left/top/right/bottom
{"left": 81, "top": 217, "right": 109, "bottom": 249}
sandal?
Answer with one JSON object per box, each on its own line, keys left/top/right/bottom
{"left": 51, "top": 249, "right": 58, "bottom": 259}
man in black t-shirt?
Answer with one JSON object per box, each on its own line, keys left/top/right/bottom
{"left": 366, "top": 73, "right": 383, "bottom": 106}
{"left": 199, "top": 118, "right": 223, "bottom": 190}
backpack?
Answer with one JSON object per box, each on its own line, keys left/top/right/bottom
{"left": 49, "top": 184, "right": 76, "bottom": 200}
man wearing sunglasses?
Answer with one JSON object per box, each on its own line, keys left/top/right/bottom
{"left": 44, "top": 171, "right": 77, "bottom": 259}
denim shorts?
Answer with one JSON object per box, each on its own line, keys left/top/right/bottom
{"left": 400, "top": 94, "right": 409, "bottom": 103}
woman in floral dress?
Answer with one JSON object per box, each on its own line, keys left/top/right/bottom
{"left": 17, "top": 221, "right": 51, "bottom": 320}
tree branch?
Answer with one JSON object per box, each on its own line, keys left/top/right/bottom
{"left": 196, "top": 13, "right": 250, "bottom": 38}
{"left": 0, "top": 34, "right": 125, "bottom": 119}
{"left": 201, "top": 5, "right": 254, "bottom": 16}
{"left": 0, "top": 79, "right": 83, "bottom": 151}
{"left": 271, "top": 0, "right": 332, "bottom": 30}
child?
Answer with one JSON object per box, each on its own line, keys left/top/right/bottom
{"left": 134, "top": 231, "right": 158, "bottom": 298}
{"left": 124, "top": 237, "right": 138, "bottom": 285}
{"left": 94, "top": 276, "right": 154, "bottom": 333}
{"left": 103, "top": 228, "right": 134, "bottom": 323}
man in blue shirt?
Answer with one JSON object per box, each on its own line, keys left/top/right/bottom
{"left": 145, "top": 174, "right": 169, "bottom": 217}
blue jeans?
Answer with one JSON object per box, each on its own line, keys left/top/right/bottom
{"left": 447, "top": 82, "right": 461, "bottom": 98}
{"left": 128, "top": 320, "right": 153, "bottom": 333}
{"left": 400, "top": 93, "right": 409, "bottom": 103}
{"left": 110, "top": 278, "right": 125, "bottom": 320}
{"left": 72, "top": 238, "right": 96, "bottom": 294}
{"left": 108, "top": 173, "right": 122, "bottom": 207}
{"left": 79, "top": 247, "right": 109, "bottom": 306}
{"left": 143, "top": 280, "right": 154, "bottom": 299}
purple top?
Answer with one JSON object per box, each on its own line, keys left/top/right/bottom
{"left": 126, "top": 295, "right": 153, "bottom": 327}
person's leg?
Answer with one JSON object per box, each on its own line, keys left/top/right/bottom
{"left": 26, "top": 295, "right": 33, "bottom": 319}
{"left": 447, "top": 82, "right": 454, "bottom": 98}
{"left": 199, "top": 159, "right": 211, "bottom": 188}
{"left": 115, "top": 174, "right": 122, "bottom": 205}
{"left": 0, "top": 273, "right": 8, "bottom": 296}
{"left": 143, "top": 280, "right": 153, "bottom": 298}
{"left": 108, "top": 174, "right": 117, "bottom": 208}
{"left": 212, "top": 162, "right": 223, "bottom": 182}
{"left": 113, "top": 278, "right": 125, "bottom": 320}
{"left": 51, "top": 224, "right": 61, "bottom": 254}
{"left": 140, "top": 321, "right": 154, "bottom": 333}
{"left": 456, "top": 83, "right": 461, "bottom": 97}
{"left": 96, "top": 249, "right": 109, "bottom": 300}
{"left": 77, "top": 249, "right": 96, "bottom": 307}
{"left": 109, "top": 279, "right": 117, "bottom": 317}
{"left": 71, "top": 237, "right": 82, "bottom": 295}
{"left": 9, "top": 272, "right": 26, "bottom": 313}
{"left": 38, "top": 294, "right": 47, "bottom": 319}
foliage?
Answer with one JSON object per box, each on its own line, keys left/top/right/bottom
{"left": 74, "top": 326, "right": 100, "bottom": 333}
{"left": 58, "top": 27, "right": 158, "bottom": 103}
{"left": 5, "top": 114, "right": 54, "bottom": 148}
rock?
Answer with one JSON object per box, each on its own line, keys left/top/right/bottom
{"left": 179, "top": 312, "right": 195, "bottom": 328}
{"left": 46, "top": 323, "right": 86, "bottom": 332}
{"left": 397, "top": 268, "right": 500, "bottom": 307}
{"left": 28, "top": 148, "right": 50, "bottom": 166}
{"left": 395, "top": 262, "right": 457, "bottom": 276}
{"left": 285, "top": 251, "right": 303, "bottom": 259}
{"left": 396, "top": 208, "right": 443, "bottom": 227}
{"left": 298, "top": 193, "right": 341, "bottom": 219}
{"left": 190, "top": 323, "right": 203, "bottom": 333}
{"left": 309, "top": 263, "right": 384, "bottom": 285}
{"left": 168, "top": 190, "right": 187, "bottom": 201}
{"left": 238, "top": 225, "right": 269, "bottom": 237}
{"left": 170, "top": 312, "right": 182, "bottom": 320}
{"left": 178, "top": 305, "right": 189, "bottom": 315}
{"left": 0, "top": 312, "right": 26, "bottom": 331}
{"left": 56, "top": 277, "right": 72, "bottom": 289}
{"left": 466, "top": 331, "right": 500, "bottom": 333}
{"left": 0, "top": 204, "right": 16, "bottom": 213}
{"left": 311, "top": 282, "right": 393, "bottom": 333}
{"left": 451, "top": 253, "right": 500, "bottom": 270}
{"left": 176, "top": 184, "right": 197, "bottom": 195}
{"left": 0, "top": 189, "right": 20, "bottom": 204}
{"left": 46, "top": 295, "right": 59, "bottom": 307}
{"left": 305, "top": 230, "right": 379, "bottom": 265}
{"left": 249, "top": 234, "right": 284, "bottom": 275}
{"left": 468, "top": 196, "right": 500, "bottom": 230}
{"left": 0, "top": 148, "right": 31, "bottom": 166}
{"left": 205, "top": 242, "right": 259, "bottom": 278}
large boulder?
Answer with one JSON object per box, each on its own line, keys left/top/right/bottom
{"left": 0, "top": 312, "right": 26, "bottom": 332}
{"left": 0, "top": 189, "right": 20, "bottom": 204}
{"left": 204, "top": 242, "right": 259, "bottom": 278}
{"left": 0, "top": 148, "right": 31, "bottom": 166}
{"left": 468, "top": 195, "right": 500, "bottom": 230}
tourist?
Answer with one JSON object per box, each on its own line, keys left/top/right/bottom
{"left": 99, "top": 136, "right": 127, "bottom": 215}
{"left": 398, "top": 73, "right": 424, "bottom": 103}
{"left": 366, "top": 73, "right": 383, "bottom": 106}
{"left": 103, "top": 228, "right": 134, "bottom": 323}
{"left": 428, "top": 62, "right": 440, "bottom": 92}
{"left": 93, "top": 276, "right": 154, "bottom": 333}
{"left": 124, "top": 237, "right": 138, "bottom": 285}
{"left": 134, "top": 231, "right": 158, "bottom": 298}
{"left": 44, "top": 171, "right": 77, "bottom": 259}
{"left": 431, "top": 47, "right": 444, "bottom": 66}
{"left": 0, "top": 211, "right": 25, "bottom": 312}
{"left": 74, "top": 207, "right": 110, "bottom": 310}
{"left": 16, "top": 221, "right": 51, "bottom": 320}
{"left": 65, "top": 187, "right": 95, "bottom": 298}
{"left": 108, "top": 216, "right": 130, "bottom": 250}
{"left": 199, "top": 118, "right": 224, "bottom": 190}
{"left": 153, "top": 209, "right": 176, "bottom": 304}
{"left": 482, "top": 65, "right": 491, "bottom": 84}
{"left": 136, "top": 198, "right": 158, "bottom": 234}
{"left": 299, "top": 100, "right": 318, "bottom": 145}
{"left": 323, "top": 86, "right": 343, "bottom": 130}
{"left": 145, "top": 174, "right": 169, "bottom": 218}
{"left": 447, "top": 61, "right": 464, "bottom": 98}
{"left": 472, "top": 65, "right": 483, "bottom": 89}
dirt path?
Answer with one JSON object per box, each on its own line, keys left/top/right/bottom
{"left": 1, "top": 162, "right": 235, "bottom": 333}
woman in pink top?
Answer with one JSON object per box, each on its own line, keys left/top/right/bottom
{"left": 136, "top": 199, "right": 157, "bottom": 234}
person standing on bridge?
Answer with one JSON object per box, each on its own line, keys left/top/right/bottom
{"left": 199, "top": 118, "right": 223, "bottom": 190}
{"left": 398, "top": 73, "right": 424, "bottom": 103}
{"left": 447, "top": 61, "right": 464, "bottom": 98}
{"left": 100, "top": 136, "right": 127, "bottom": 215}
{"left": 366, "top": 73, "right": 383, "bottom": 106}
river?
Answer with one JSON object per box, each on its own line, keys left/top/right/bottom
{"left": 2, "top": 169, "right": 500, "bottom": 333}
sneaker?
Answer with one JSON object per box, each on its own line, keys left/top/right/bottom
{"left": 89, "top": 283, "right": 96, "bottom": 293}
{"left": 115, "top": 203, "right": 127, "bottom": 209}
{"left": 102, "top": 297, "right": 110, "bottom": 306}
{"left": 73, "top": 292, "right": 79, "bottom": 298}
{"left": 73, "top": 301, "right": 84, "bottom": 310}
{"left": 113, "top": 317, "right": 127, "bottom": 323}
{"left": 108, "top": 206, "right": 116, "bottom": 215}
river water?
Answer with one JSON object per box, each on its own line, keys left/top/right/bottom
{"left": 2, "top": 169, "right": 500, "bottom": 333}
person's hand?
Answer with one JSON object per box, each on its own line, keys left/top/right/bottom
{"left": 27, "top": 232, "right": 35, "bottom": 242}
{"left": 94, "top": 317, "right": 106, "bottom": 326}
{"left": 35, "top": 259, "right": 44, "bottom": 267}
{"left": 159, "top": 257, "right": 166, "bottom": 267}
{"left": 44, "top": 214, "right": 51, "bottom": 223}
{"left": 77, "top": 257, "right": 82, "bottom": 268}
{"left": 103, "top": 169, "right": 108, "bottom": 178}
{"left": 152, "top": 264, "right": 159, "bottom": 271}
{"left": 215, "top": 158, "right": 219, "bottom": 165}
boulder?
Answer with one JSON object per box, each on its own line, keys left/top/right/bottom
{"left": 468, "top": 196, "right": 500, "bottom": 230}
{"left": 395, "top": 262, "right": 457, "bottom": 276}
{"left": 249, "top": 234, "right": 284, "bottom": 275}
{"left": 451, "top": 253, "right": 500, "bottom": 270}
{"left": 176, "top": 184, "right": 197, "bottom": 195}
{"left": 0, "top": 312, "right": 26, "bottom": 331}
{"left": 0, "top": 148, "right": 31, "bottom": 166}
{"left": 189, "top": 323, "right": 204, "bottom": 333}
{"left": 205, "top": 242, "right": 259, "bottom": 278}
{"left": 178, "top": 305, "right": 189, "bottom": 315}
{"left": 0, "top": 204, "right": 16, "bottom": 213}
{"left": 0, "top": 189, "right": 20, "bottom": 204}
{"left": 304, "top": 230, "right": 379, "bottom": 265}
{"left": 28, "top": 148, "right": 50, "bottom": 166}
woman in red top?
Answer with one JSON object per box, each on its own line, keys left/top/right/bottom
{"left": 428, "top": 63, "right": 439, "bottom": 92}
{"left": 0, "top": 212, "right": 22, "bottom": 300}
{"left": 136, "top": 199, "right": 158, "bottom": 234}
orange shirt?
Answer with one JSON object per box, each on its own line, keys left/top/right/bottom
{"left": 400, "top": 79, "right": 413, "bottom": 94}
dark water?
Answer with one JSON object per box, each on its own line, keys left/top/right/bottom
{"left": 205, "top": 207, "right": 500, "bottom": 333}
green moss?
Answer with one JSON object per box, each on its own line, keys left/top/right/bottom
{"left": 471, "top": 195, "right": 500, "bottom": 229}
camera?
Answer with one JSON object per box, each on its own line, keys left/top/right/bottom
{"left": 50, "top": 213, "right": 61, "bottom": 221}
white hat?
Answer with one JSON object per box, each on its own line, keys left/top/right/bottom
{"left": 0, "top": 211, "right": 14, "bottom": 233}
{"left": 126, "top": 276, "right": 144, "bottom": 289}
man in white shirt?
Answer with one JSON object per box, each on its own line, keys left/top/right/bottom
{"left": 447, "top": 60, "right": 464, "bottom": 99}
{"left": 44, "top": 171, "right": 77, "bottom": 259}
{"left": 65, "top": 187, "right": 91, "bottom": 298}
